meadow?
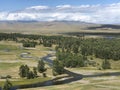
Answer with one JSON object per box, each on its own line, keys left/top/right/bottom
{"left": 0, "top": 41, "right": 54, "bottom": 88}
{"left": 0, "top": 33, "right": 120, "bottom": 90}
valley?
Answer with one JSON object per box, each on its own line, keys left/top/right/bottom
{"left": 0, "top": 33, "right": 120, "bottom": 90}
{"left": 1, "top": 1, "right": 120, "bottom": 90}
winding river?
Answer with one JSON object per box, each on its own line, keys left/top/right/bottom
{"left": 2, "top": 51, "right": 120, "bottom": 90}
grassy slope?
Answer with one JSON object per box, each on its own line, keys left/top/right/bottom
{"left": 0, "top": 21, "right": 120, "bottom": 34}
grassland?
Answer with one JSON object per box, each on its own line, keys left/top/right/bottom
{"left": 0, "top": 40, "right": 120, "bottom": 90}
{"left": 19, "top": 76, "right": 120, "bottom": 90}
{"left": 0, "top": 21, "right": 120, "bottom": 35}
{"left": 0, "top": 77, "right": 51, "bottom": 88}
{"left": 18, "top": 54, "right": 120, "bottom": 90}
{"left": 19, "top": 70, "right": 120, "bottom": 90}
{"left": 0, "top": 41, "right": 53, "bottom": 87}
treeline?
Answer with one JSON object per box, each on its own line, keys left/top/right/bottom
{"left": 0, "top": 33, "right": 120, "bottom": 66}
{"left": 55, "top": 37, "right": 120, "bottom": 68}
{"left": 63, "top": 32, "right": 120, "bottom": 37}
{"left": 0, "top": 33, "right": 63, "bottom": 47}
{"left": 56, "top": 38, "right": 120, "bottom": 60}
{"left": 81, "top": 39, "right": 120, "bottom": 60}
{"left": 56, "top": 52, "right": 87, "bottom": 68}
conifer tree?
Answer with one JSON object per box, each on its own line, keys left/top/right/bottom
{"left": 3, "top": 79, "right": 12, "bottom": 90}
{"left": 102, "top": 59, "right": 111, "bottom": 69}
{"left": 37, "top": 60, "right": 46, "bottom": 73}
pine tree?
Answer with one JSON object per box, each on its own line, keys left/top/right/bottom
{"left": 37, "top": 60, "right": 46, "bottom": 73}
{"left": 52, "top": 60, "right": 64, "bottom": 76}
{"left": 27, "top": 71, "right": 35, "bottom": 79}
{"left": 102, "top": 59, "right": 111, "bottom": 69}
{"left": 24, "top": 65, "right": 30, "bottom": 77}
{"left": 33, "top": 67, "right": 37, "bottom": 77}
{"left": 3, "top": 79, "right": 12, "bottom": 90}
{"left": 19, "top": 65, "right": 30, "bottom": 78}
{"left": 19, "top": 65, "right": 26, "bottom": 77}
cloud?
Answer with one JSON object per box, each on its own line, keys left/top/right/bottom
{"left": 90, "top": 3, "right": 120, "bottom": 23}
{"left": 56, "top": 5, "right": 72, "bottom": 9}
{"left": 1, "top": 3, "right": 120, "bottom": 24}
{"left": 26, "top": 5, "right": 49, "bottom": 10}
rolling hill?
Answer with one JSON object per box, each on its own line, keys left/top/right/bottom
{"left": 0, "top": 21, "right": 120, "bottom": 34}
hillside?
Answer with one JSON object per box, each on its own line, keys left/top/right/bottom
{"left": 0, "top": 21, "right": 120, "bottom": 34}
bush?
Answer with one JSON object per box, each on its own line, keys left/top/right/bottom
{"left": 102, "top": 59, "right": 111, "bottom": 69}
{"left": 2, "top": 79, "right": 12, "bottom": 90}
{"left": 43, "top": 73, "right": 47, "bottom": 77}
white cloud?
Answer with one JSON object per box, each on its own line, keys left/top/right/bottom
{"left": 1, "top": 3, "right": 120, "bottom": 24}
{"left": 90, "top": 3, "right": 120, "bottom": 23}
{"left": 26, "top": 5, "right": 49, "bottom": 10}
{"left": 56, "top": 5, "right": 72, "bottom": 9}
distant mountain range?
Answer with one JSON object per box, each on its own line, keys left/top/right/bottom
{"left": 0, "top": 5, "right": 120, "bottom": 35}
{"left": 0, "top": 21, "right": 120, "bottom": 34}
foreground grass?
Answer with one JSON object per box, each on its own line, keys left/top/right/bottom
{"left": 0, "top": 77, "right": 51, "bottom": 87}
{"left": 0, "top": 62, "right": 21, "bottom": 69}
{"left": 19, "top": 76, "right": 120, "bottom": 90}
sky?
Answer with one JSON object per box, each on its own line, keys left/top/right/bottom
{"left": 0, "top": 0, "right": 120, "bottom": 24}
{"left": 0, "top": 0, "right": 120, "bottom": 11}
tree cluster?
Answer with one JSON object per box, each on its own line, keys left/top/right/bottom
{"left": 23, "top": 41, "right": 37, "bottom": 47}
{"left": 19, "top": 60, "right": 47, "bottom": 79}
{"left": 19, "top": 65, "right": 37, "bottom": 79}
{"left": 56, "top": 51, "right": 87, "bottom": 68}
{"left": 52, "top": 60, "right": 64, "bottom": 76}
{"left": 37, "top": 60, "right": 47, "bottom": 73}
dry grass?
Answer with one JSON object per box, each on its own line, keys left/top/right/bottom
{"left": 0, "top": 41, "right": 53, "bottom": 78}
{"left": 0, "top": 21, "right": 120, "bottom": 34}
{"left": 0, "top": 40, "right": 120, "bottom": 90}
{"left": 0, "top": 63, "right": 21, "bottom": 77}
{"left": 20, "top": 70, "right": 120, "bottom": 90}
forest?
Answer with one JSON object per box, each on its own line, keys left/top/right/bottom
{"left": 0, "top": 33, "right": 120, "bottom": 69}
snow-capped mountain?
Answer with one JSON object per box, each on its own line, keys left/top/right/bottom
{"left": 1, "top": 3, "right": 120, "bottom": 24}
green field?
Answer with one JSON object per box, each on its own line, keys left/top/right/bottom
{"left": 0, "top": 41, "right": 53, "bottom": 85}
{"left": 0, "top": 39, "right": 120, "bottom": 90}
{"left": 0, "top": 77, "right": 51, "bottom": 88}
{"left": 20, "top": 69, "right": 120, "bottom": 90}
